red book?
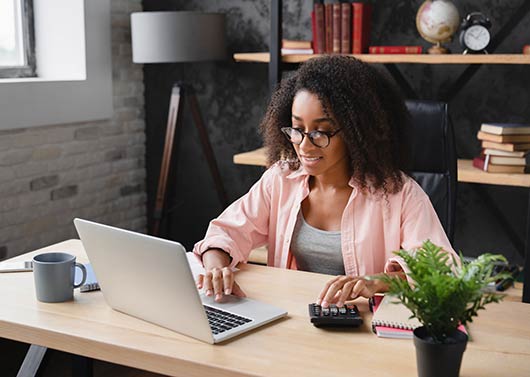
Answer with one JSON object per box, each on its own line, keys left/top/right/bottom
{"left": 324, "top": 3, "right": 333, "bottom": 53}
{"left": 369, "top": 46, "right": 423, "bottom": 54}
{"left": 352, "top": 2, "right": 372, "bottom": 54}
{"left": 314, "top": 4, "right": 325, "bottom": 54}
{"left": 523, "top": 45, "right": 530, "bottom": 55}
{"left": 332, "top": 3, "right": 341, "bottom": 53}
{"left": 472, "top": 155, "right": 526, "bottom": 173}
{"left": 311, "top": 11, "right": 318, "bottom": 54}
{"left": 340, "top": 3, "right": 351, "bottom": 54}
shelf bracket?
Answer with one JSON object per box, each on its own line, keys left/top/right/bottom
{"left": 269, "top": 0, "right": 282, "bottom": 93}
{"left": 442, "top": 0, "right": 530, "bottom": 102}
{"left": 383, "top": 64, "right": 419, "bottom": 99}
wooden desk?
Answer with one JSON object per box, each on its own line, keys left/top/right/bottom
{"left": 1, "top": 240, "right": 529, "bottom": 377}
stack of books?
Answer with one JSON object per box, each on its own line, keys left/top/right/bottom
{"left": 311, "top": 1, "right": 372, "bottom": 55}
{"left": 473, "top": 122, "right": 530, "bottom": 173}
{"left": 281, "top": 39, "right": 313, "bottom": 55}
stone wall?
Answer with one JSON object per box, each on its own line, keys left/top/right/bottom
{"left": 0, "top": 0, "right": 146, "bottom": 259}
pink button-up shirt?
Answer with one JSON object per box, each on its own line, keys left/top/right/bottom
{"left": 193, "top": 161, "right": 457, "bottom": 276}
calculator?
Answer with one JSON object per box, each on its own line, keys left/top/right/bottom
{"left": 308, "top": 303, "right": 363, "bottom": 328}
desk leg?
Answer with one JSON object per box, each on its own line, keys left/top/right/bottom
{"left": 16, "top": 344, "right": 47, "bottom": 377}
{"left": 523, "top": 190, "right": 530, "bottom": 303}
{"left": 72, "top": 355, "right": 93, "bottom": 377}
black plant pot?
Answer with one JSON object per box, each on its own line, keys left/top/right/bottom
{"left": 413, "top": 326, "right": 468, "bottom": 377}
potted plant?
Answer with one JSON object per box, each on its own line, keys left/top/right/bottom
{"left": 381, "top": 240, "right": 509, "bottom": 377}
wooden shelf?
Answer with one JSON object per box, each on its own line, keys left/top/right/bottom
{"left": 458, "top": 159, "right": 530, "bottom": 188}
{"left": 233, "top": 148, "right": 530, "bottom": 188}
{"left": 234, "top": 52, "right": 530, "bottom": 65}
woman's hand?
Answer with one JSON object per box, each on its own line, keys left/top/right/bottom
{"left": 196, "top": 248, "right": 246, "bottom": 302}
{"left": 316, "top": 275, "right": 381, "bottom": 308}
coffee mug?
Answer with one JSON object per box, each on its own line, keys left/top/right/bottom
{"left": 33, "top": 252, "right": 87, "bottom": 303}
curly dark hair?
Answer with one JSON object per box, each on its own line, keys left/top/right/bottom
{"left": 259, "top": 55, "right": 411, "bottom": 195}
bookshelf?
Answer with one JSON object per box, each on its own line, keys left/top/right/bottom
{"left": 234, "top": 52, "right": 530, "bottom": 65}
{"left": 233, "top": 147, "right": 530, "bottom": 188}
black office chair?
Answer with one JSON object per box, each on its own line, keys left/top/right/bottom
{"left": 406, "top": 100, "right": 457, "bottom": 244}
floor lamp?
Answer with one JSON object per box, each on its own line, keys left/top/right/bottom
{"left": 131, "top": 11, "right": 229, "bottom": 237}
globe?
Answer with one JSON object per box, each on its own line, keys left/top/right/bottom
{"left": 416, "top": 0, "right": 460, "bottom": 54}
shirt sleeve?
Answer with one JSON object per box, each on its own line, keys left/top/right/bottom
{"left": 192, "top": 166, "right": 275, "bottom": 268}
{"left": 384, "top": 179, "right": 460, "bottom": 278}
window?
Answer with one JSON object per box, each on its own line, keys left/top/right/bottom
{"left": 0, "top": 0, "right": 35, "bottom": 78}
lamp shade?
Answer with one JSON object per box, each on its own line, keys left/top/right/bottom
{"left": 131, "top": 11, "right": 227, "bottom": 63}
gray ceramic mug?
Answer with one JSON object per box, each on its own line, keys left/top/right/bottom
{"left": 33, "top": 252, "right": 87, "bottom": 303}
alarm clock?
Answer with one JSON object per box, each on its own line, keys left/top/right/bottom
{"left": 459, "top": 12, "right": 492, "bottom": 54}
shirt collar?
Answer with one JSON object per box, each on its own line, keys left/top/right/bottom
{"left": 285, "top": 164, "right": 356, "bottom": 188}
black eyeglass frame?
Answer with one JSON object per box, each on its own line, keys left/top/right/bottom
{"left": 280, "top": 127, "right": 343, "bottom": 148}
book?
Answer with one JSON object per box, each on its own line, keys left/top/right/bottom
{"left": 313, "top": 3, "right": 326, "bottom": 54}
{"left": 483, "top": 148, "right": 529, "bottom": 158}
{"left": 523, "top": 45, "right": 530, "bottom": 55}
{"left": 369, "top": 46, "right": 423, "bottom": 54}
{"left": 281, "top": 48, "right": 314, "bottom": 55}
{"left": 477, "top": 130, "right": 530, "bottom": 144}
{"left": 472, "top": 155, "right": 527, "bottom": 174}
{"left": 340, "top": 2, "right": 351, "bottom": 54}
{"left": 311, "top": 10, "right": 317, "bottom": 53}
{"left": 352, "top": 2, "right": 372, "bottom": 54}
{"left": 371, "top": 295, "right": 421, "bottom": 334}
{"left": 486, "top": 154, "right": 529, "bottom": 166}
{"left": 332, "top": 2, "right": 341, "bottom": 53}
{"left": 480, "top": 122, "right": 530, "bottom": 135}
{"left": 282, "top": 39, "right": 312, "bottom": 49}
{"left": 482, "top": 140, "right": 530, "bottom": 152}
{"left": 324, "top": 2, "right": 333, "bottom": 53}
{"left": 371, "top": 295, "right": 467, "bottom": 339}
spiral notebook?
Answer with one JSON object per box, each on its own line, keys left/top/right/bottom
{"left": 371, "top": 295, "right": 421, "bottom": 338}
{"left": 371, "top": 295, "right": 467, "bottom": 339}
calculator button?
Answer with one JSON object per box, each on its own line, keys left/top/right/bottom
{"left": 339, "top": 307, "right": 347, "bottom": 315}
{"left": 330, "top": 307, "right": 338, "bottom": 316}
{"left": 322, "top": 308, "right": 330, "bottom": 316}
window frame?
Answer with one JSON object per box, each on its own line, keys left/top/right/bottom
{"left": 0, "top": 0, "right": 36, "bottom": 78}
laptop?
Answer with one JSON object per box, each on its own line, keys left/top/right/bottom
{"left": 73, "top": 218, "right": 287, "bottom": 344}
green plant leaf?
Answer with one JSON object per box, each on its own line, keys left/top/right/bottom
{"left": 380, "top": 240, "right": 508, "bottom": 343}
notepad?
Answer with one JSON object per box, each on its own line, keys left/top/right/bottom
{"left": 371, "top": 295, "right": 467, "bottom": 339}
{"left": 371, "top": 295, "right": 421, "bottom": 338}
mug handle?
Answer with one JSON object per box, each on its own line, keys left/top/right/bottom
{"left": 73, "top": 263, "right": 87, "bottom": 289}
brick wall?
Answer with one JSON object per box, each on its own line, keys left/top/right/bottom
{"left": 0, "top": 0, "right": 146, "bottom": 259}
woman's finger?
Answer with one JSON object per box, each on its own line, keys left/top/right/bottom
{"left": 337, "top": 280, "right": 355, "bottom": 307}
{"left": 211, "top": 268, "right": 224, "bottom": 301}
{"left": 222, "top": 267, "right": 234, "bottom": 295}
{"left": 203, "top": 271, "right": 213, "bottom": 296}
{"left": 196, "top": 274, "right": 204, "bottom": 289}
{"left": 350, "top": 279, "right": 367, "bottom": 299}
{"left": 316, "top": 275, "right": 342, "bottom": 306}
{"left": 322, "top": 276, "right": 351, "bottom": 307}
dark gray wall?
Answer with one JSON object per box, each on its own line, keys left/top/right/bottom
{"left": 142, "top": 0, "right": 530, "bottom": 266}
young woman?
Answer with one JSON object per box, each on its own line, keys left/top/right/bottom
{"left": 193, "top": 55, "right": 457, "bottom": 308}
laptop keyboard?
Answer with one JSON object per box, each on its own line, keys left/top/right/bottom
{"left": 204, "top": 305, "right": 253, "bottom": 335}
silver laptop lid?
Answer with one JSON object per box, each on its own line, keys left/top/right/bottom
{"left": 74, "top": 218, "right": 215, "bottom": 344}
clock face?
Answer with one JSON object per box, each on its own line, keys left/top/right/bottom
{"left": 463, "top": 25, "right": 490, "bottom": 51}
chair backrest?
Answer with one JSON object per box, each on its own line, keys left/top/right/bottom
{"left": 405, "top": 100, "right": 457, "bottom": 244}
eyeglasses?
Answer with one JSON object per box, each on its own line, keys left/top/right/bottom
{"left": 280, "top": 127, "right": 342, "bottom": 148}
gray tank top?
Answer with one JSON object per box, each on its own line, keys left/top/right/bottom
{"left": 290, "top": 211, "right": 345, "bottom": 275}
